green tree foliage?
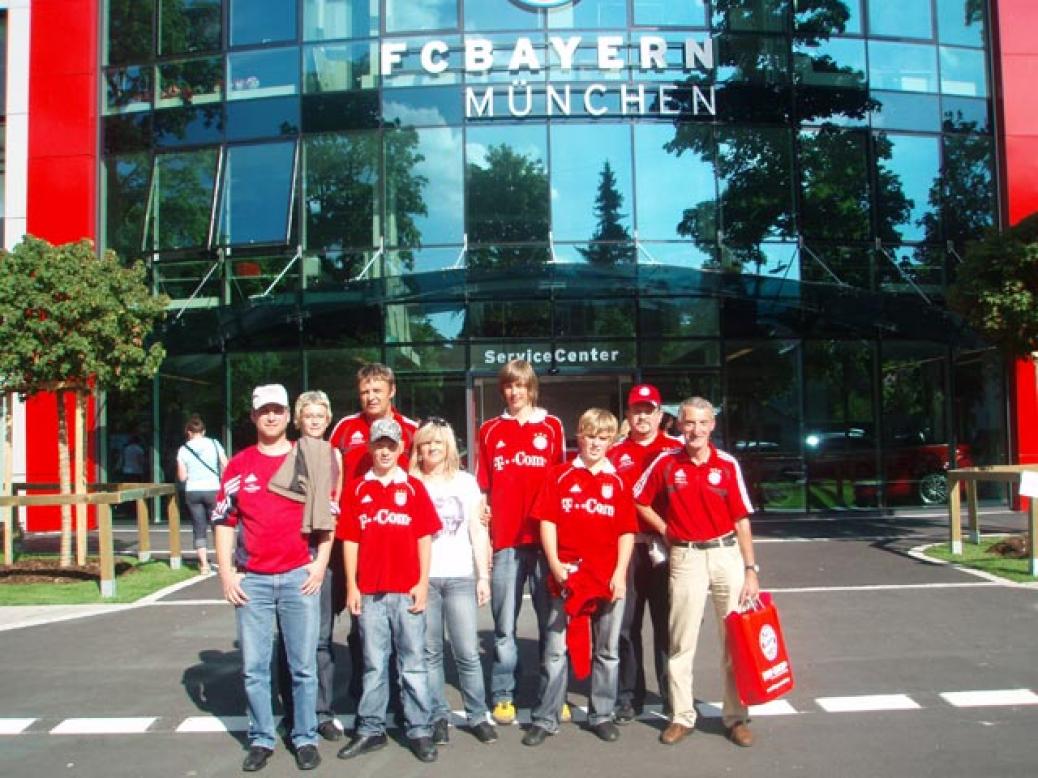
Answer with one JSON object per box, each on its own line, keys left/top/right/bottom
{"left": 948, "top": 213, "right": 1038, "bottom": 358}
{"left": 577, "top": 161, "right": 635, "bottom": 266}
{"left": 0, "top": 237, "right": 169, "bottom": 565}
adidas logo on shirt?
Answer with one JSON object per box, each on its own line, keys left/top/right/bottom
{"left": 569, "top": 484, "right": 583, "bottom": 494}
{"left": 496, "top": 440, "right": 507, "bottom": 449}
{"left": 361, "top": 495, "right": 374, "bottom": 504}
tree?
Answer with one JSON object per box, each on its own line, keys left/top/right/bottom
{"left": 948, "top": 212, "right": 1038, "bottom": 358}
{"left": 0, "top": 237, "right": 168, "bottom": 566}
{"left": 577, "top": 161, "right": 635, "bottom": 267}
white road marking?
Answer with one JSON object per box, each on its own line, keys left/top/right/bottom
{"left": 940, "top": 689, "right": 1038, "bottom": 707}
{"left": 816, "top": 695, "right": 921, "bottom": 713}
{"left": 51, "top": 718, "right": 157, "bottom": 735}
{"left": 175, "top": 716, "right": 250, "bottom": 733}
{"left": 696, "top": 700, "right": 797, "bottom": 717}
{"left": 0, "top": 718, "right": 36, "bottom": 735}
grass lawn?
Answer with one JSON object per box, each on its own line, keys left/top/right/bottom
{"left": 0, "top": 557, "right": 199, "bottom": 605}
{"left": 925, "top": 537, "right": 1037, "bottom": 584}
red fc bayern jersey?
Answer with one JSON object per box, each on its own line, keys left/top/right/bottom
{"left": 633, "top": 444, "right": 753, "bottom": 542}
{"left": 477, "top": 408, "right": 566, "bottom": 551}
{"left": 608, "top": 432, "right": 682, "bottom": 532}
{"left": 336, "top": 468, "right": 441, "bottom": 594}
{"left": 329, "top": 409, "right": 418, "bottom": 486}
{"left": 212, "top": 446, "right": 312, "bottom": 574}
{"left": 532, "top": 457, "right": 637, "bottom": 575}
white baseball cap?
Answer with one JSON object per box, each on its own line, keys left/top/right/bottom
{"left": 252, "top": 384, "right": 289, "bottom": 410}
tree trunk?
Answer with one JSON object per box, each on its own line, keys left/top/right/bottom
{"left": 56, "top": 389, "right": 72, "bottom": 567}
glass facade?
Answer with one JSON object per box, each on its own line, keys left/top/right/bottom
{"left": 101, "top": 0, "right": 1006, "bottom": 510}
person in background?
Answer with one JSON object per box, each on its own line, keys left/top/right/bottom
{"left": 477, "top": 359, "right": 566, "bottom": 726}
{"left": 523, "top": 408, "right": 635, "bottom": 747}
{"left": 212, "top": 384, "right": 330, "bottom": 772}
{"left": 176, "top": 414, "right": 227, "bottom": 576}
{"left": 411, "top": 416, "right": 498, "bottom": 746}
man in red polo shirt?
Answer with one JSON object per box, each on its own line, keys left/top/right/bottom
{"left": 522, "top": 408, "right": 636, "bottom": 747}
{"left": 607, "top": 384, "right": 681, "bottom": 723}
{"left": 477, "top": 359, "right": 566, "bottom": 725}
{"left": 633, "top": 397, "right": 760, "bottom": 749}
{"left": 335, "top": 418, "right": 442, "bottom": 764}
{"left": 329, "top": 362, "right": 418, "bottom": 699}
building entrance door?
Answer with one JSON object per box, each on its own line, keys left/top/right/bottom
{"left": 470, "top": 374, "right": 634, "bottom": 456}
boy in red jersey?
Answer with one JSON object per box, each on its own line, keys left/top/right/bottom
{"left": 335, "top": 418, "right": 442, "bottom": 764}
{"left": 607, "top": 384, "right": 682, "bottom": 722}
{"left": 477, "top": 359, "right": 566, "bottom": 725}
{"left": 633, "top": 397, "right": 760, "bottom": 749}
{"left": 213, "top": 384, "right": 330, "bottom": 772}
{"left": 522, "top": 408, "right": 636, "bottom": 747}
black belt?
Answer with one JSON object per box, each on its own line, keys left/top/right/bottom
{"left": 672, "top": 532, "right": 737, "bottom": 550}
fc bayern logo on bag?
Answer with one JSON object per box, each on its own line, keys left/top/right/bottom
{"left": 759, "top": 624, "right": 779, "bottom": 661}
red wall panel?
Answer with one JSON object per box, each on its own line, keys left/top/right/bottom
{"left": 24, "top": 0, "right": 100, "bottom": 530}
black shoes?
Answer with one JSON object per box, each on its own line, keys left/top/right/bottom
{"left": 522, "top": 724, "right": 552, "bottom": 747}
{"left": 336, "top": 733, "right": 388, "bottom": 760}
{"left": 294, "top": 744, "right": 321, "bottom": 771}
{"left": 432, "top": 718, "right": 450, "bottom": 745}
{"left": 590, "top": 721, "right": 620, "bottom": 742}
{"left": 614, "top": 702, "right": 637, "bottom": 724}
{"left": 471, "top": 721, "right": 499, "bottom": 743}
{"left": 242, "top": 745, "right": 273, "bottom": 772}
{"left": 409, "top": 736, "right": 438, "bottom": 763}
{"left": 317, "top": 720, "right": 342, "bottom": 741}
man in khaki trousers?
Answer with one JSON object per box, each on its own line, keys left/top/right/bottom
{"left": 632, "top": 397, "right": 760, "bottom": 748}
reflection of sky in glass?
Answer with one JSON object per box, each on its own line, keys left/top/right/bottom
{"left": 868, "top": 41, "right": 937, "bottom": 93}
{"left": 794, "top": 38, "right": 866, "bottom": 87}
{"left": 879, "top": 133, "right": 939, "bottom": 242}
{"left": 464, "top": 0, "right": 541, "bottom": 31}
{"left": 407, "top": 127, "right": 464, "bottom": 245}
{"left": 939, "top": 46, "right": 987, "bottom": 97}
{"left": 303, "top": 0, "right": 378, "bottom": 41}
{"left": 230, "top": 0, "right": 297, "bottom": 46}
{"left": 633, "top": 0, "right": 707, "bottom": 27}
{"left": 550, "top": 123, "right": 632, "bottom": 242}
{"left": 868, "top": 0, "right": 932, "bottom": 40}
{"left": 386, "top": 0, "right": 457, "bottom": 33}
{"left": 936, "top": 0, "right": 984, "bottom": 47}
{"left": 634, "top": 124, "right": 714, "bottom": 242}
{"left": 546, "top": 0, "right": 627, "bottom": 30}
{"left": 227, "top": 48, "right": 300, "bottom": 97}
{"left": 466, "top": 124, "right": 547, "bottom": 170}
{"left": 795, "top": 0, "right": 862, "bottom": 35}
{"left": 218, "top": 142, "right": 296, "bottom": 245}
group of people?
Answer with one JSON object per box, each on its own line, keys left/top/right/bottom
{"left": 202, "top": 359, "right": 762, "bottom": 772}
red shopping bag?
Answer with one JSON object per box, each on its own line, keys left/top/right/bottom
{"left": 725, "top": 592, "right": 795, "bottom": 706}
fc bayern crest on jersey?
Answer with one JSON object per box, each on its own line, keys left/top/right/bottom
{"left": 601, "top": 483, "right": 614, "bottom": 500}
{"left": 708, "top": 469, "right": 722, "bottom": 486}
{"left": 533, "top": 433, "right": 549, "bottom": 450}
{"left": 394, "top": 490, "right": 407, "bottom": 507}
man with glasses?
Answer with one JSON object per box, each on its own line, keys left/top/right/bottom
{"left": 607, "top": 384, "right": 682, "bottom": 723}
{"left": 213, "top": 384, "right": 331, "bottom": 772}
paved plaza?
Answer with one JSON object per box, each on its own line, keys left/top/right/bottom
{"left": 2, "top": 509, "right": 1036, "bottom": 777}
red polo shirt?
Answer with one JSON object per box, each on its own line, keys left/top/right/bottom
{"left": 336, "top": 468, "right": 441, "bottom": 594}
{"left": 477, "top": 408, "right": 566, "bottom": 551}
{"left": 532, "top": 457, "right": 637, "bottom": 574}
{"left": 329, "top": 409, "right": 418, "bottom": 486}
{"left": 608, "top": 432, "right": 682, "bottom": 533}
{"left": 633, "top": 445, "right": 753, "bottom": 542}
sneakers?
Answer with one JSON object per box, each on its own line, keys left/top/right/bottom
{"left": 242, "top": 745, "right": 273, "bottom": 772}
{"left": 560, "top": 703, "right": 572, "bottom": 722}
{"left": 432, "top": 718, "right": 449, "bottom": 745}
{"left": 727, "top": 722, "right": 754, "bottom": 747}
{"left": 492, "top": 700, "right": 516, "bottom": 725}
{"left": 471, "top": 721, "right": 498, "bottom": 743}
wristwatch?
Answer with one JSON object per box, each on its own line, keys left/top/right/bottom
{"left": 744, "top": 563, "right": 760, "bottom": 574}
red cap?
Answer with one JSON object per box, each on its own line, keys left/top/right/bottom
{"left": 627, "top": 384, "right": 661, "bottom": 409}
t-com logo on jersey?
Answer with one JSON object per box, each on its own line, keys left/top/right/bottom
{"left": 493, "top": 451, "right": 549, "bottom": 471}
{"left": 561, "top": 496, "right": 616, "bottom": 517}
{"left": 359, "top": 508, "right": 414, "bottom": 530}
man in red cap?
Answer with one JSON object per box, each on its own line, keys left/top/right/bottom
{"left": 607, "top": 384, "right": 681, "bottom": 723}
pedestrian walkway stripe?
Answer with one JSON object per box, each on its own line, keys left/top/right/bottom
{"left": 176, "top": 716, "right": 250, "bottom": 733}
{"left": 50, "top": 717, "right": 157, "bottom": 735}
{"left": 0, "top": 718, "right": 36, "bottom": 735}
{"left": 940, "top": 689, "right": 1038, "bottom": 708}
{"left": 816, "top": 695, "right": 921, "bottom": 713}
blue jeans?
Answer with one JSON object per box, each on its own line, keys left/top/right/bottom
{"left": 490, "top": 545, "right": 551, "bottom": 704}
{"left": 237, "top": 566, "right": 320, "bottom": 750}
{"left": 357, "top": 593, "right": 433, "bottom": 739}
{"left": 532, "top": 594, "right": 624, "bottom": 732}
{"left": 425, "top": 577, "right": 489, "bottom": 725}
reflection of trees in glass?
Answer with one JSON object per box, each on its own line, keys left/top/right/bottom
{"left": 384, "top": 128, "right": 431, "bottom": 255}
{"left": 149, "top": 150, "right": 219, "bottom": 251}
{"left": 159, "top": 0, "right": 222, "bottom": 56}
{"left": 577, "top": 161, "right": 634, "bottom": 266}
{"left": 919, "top": 125, "right": 994, "bottom": 246}
{"left": 107, "top": 0, "right": 153, "bottom": 65}
{"left": 105, "top": 154, "right": 151, "bottom": 263}
{"left": 799, "top": 129, "right": 869, "bottom": 241}
{"left": 467, "top": 144, "right": 550, "bottom": 269}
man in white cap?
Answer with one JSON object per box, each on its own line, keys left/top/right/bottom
{"left": 213, "top": 384, "right": 332, "bottom": 772}
{"left": 607, "top": 384, "right": 682, "bottom": 723}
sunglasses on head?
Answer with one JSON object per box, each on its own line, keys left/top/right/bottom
{"left": 421, "top": 416, "right": 449, "bottom": 428}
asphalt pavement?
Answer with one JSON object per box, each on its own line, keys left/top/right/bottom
{"left": 1, "top": 508, "right": 1036, "bottom": 777}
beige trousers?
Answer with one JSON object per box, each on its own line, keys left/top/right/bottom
{"left": 667, "top": 543, "right": 748, "bottom": 728}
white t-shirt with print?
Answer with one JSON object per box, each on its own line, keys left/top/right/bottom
{"left": 424, "top": 471, "right": 483, "bottom": 579}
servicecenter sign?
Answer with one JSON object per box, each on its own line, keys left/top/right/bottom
{"left": 379, "top": 4, "right": 717, "bottom": 120}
